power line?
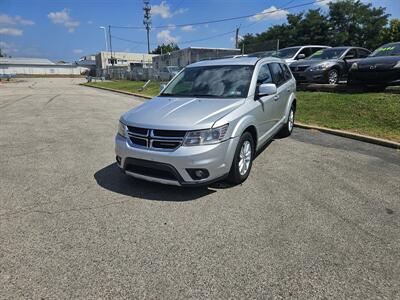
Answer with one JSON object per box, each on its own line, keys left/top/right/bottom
{"left": 110, "top": 0, "right": 327, "bottom": 30}
{"left": 111, "top": 29, "right": 236, "bottom": 47}
{"left": 180, "top": 30, "right": 236, "bottom": 45}
{"left": 110, "top": 0, "right": 326, "bottom": 52}
{"left": 112, "top": 35, "right": 149, "bottom": 45}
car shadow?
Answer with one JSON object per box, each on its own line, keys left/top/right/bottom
{"left": 255, "top": 139, "right": 274, "bottom": 158}
{"left": 94, "top": 163, "right": 216, "bottom": 201}
{"left": 94, "top": 139, "right": 275, "bottom": 197}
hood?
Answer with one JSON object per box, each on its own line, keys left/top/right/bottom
{"left": 290, "top": 59, "right": 337, "bottom": 68}
{"left": 358, "top": 55, "right": 399, "bottom": 66}
{"left": 121, "top": 96, "right": 245, "bottom": 130}
{"left": 356, "top": 55, "right": 400, "bottom": 71}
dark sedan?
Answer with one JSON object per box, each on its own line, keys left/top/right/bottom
{"left": 290, "top": 47, "right": 371, "bottom": 85}
{"left": 348, "top": 42, "right": 400, "bottom": 86}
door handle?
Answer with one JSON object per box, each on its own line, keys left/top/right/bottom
{"left": 287, "top": 88, "right": 292, "bottom": 92}
{"left": 274, "top": 95, "right": 280, "bottom": 101}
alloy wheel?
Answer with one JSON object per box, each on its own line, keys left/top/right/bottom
{"left": 288, "top": 109, "right": 294, "bottom": 132}
{"left": 238, "top": 140, "right": 252, "bottom": 176}
{"left": 328, "top": 70, "right": 338, "bottom": 85}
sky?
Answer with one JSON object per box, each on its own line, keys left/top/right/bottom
{"left": 1, "top": 0, "right": 399, "bottom": 62}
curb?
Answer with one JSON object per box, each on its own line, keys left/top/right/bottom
{"left": 80, "top": 83, "right": 152, "bottom": 99}
{"left": 295, "top": 122, "right": 400, "bottom": 149}
{"left": 81, "top": 84, "right": 400, "bottom": 150}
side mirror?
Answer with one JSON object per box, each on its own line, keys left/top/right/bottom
{"left": 160, "top": 83, "right": 167, "bottom": 92}
{"left": 257, "top": 83, "right": 277, "bottom": 98}
{"left": 297, "top": 53, "right": 306, "bottom": 60}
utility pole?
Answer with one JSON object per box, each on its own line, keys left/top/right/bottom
{"left": 108, "top": 25, "right": 114, "bottom": 66}
{"left": 143, "top": 0, "right": 152, "bottom": 54}
{"left": 235, "top": 26, "right": 240, "bottom": 49}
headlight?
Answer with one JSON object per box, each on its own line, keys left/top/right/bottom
{"left": 117, "top": 121, "right": 126, "bottom": 137}
{"left": 350, "top": 63, "right": 358, "bottom": 70}
{"left": 309, "top": 63, "right": 329, "bottom": 71}
{"left": 394, "top": 61, "right": 400, "bottom": 68}
{"left": 183, "top": 124, "right": 229, "bottom": 146}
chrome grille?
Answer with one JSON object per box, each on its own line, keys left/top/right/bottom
{"left": 126, "top": 126, "right": 186, "bottom": 151}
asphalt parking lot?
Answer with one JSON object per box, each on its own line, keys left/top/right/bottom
{"left": 1, "top": 78, "right": 399, "bottom": 299}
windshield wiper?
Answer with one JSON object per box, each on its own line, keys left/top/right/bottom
{"left": 187, "top": 94, "right": 225, "bottom": 98}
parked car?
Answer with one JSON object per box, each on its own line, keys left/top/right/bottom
{"left": 156, "top": 66, "right": 181, "bottom": 81}
{"left": 348, "top": 42, "right": 400, "bottom": 86}
{"left": 273, "top": 45, "right": 330, "bottom": 65}
{"left": 115, "top": 57, "right": 296, "bottom": 186}
{"left": 289, "top": 46, "right": 371, "bottom": 84}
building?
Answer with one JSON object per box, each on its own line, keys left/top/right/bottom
{"left": 152, "top": 47, "right": 241, "bottom": 72}
{"left": 95, "top": 51, "right": 157, "bottom": 73}
{"left": 76, "top": 54, "right": 97, "bottom": 76}
{"left": 0, "top": 57, "right": 89, "bottom": 76}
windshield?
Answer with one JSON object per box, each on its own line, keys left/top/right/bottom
{"left": 371, "top": 43, "right": 400, "bottom": 57}
{"left": 160, "top": 65, "right": 254, "bottom": 98}
{"left": 309, "top": 48, "right": 346, "bottom": 60}
{"left": 273, "top": 47, "right": 301, "bottom": 59}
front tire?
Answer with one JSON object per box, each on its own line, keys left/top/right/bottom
{"left": 227, "top": 132, "right": 254, "bottom": 185}
{"left": 327, "top": 69, "right": 339, "bottom": 85}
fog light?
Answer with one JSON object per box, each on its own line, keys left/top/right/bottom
{"left": 195, "top": 170, "right": 205, "bottom": 178}
{"left": 187, "top": 168, "right": 209, "bottom": 180}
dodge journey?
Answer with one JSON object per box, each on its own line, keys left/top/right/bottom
{"left": 115, "top": 57, "right": 297, "bottom": 186}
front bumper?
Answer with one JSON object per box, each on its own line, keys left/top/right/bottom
{"left": 115, "top": 134, "right": 239, "bottom": 186}
{"left": 349, "top": 69, "right": 400, "bottom": 85}
{"left": 292, "top": 69, "right": 328, "bottom": 83}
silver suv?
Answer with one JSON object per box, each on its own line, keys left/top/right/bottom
{"left": 116, "top": 57, "right": 296, "bottom": 186}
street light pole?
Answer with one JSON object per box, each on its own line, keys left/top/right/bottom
{"left": 100, "top": 26, "right": 109, "bottom": 77}
{"left": 99, "top": 26, "right": 108, "bottom": 52}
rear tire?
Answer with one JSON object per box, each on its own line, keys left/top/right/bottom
{"left": 278, "top": 105, "right": 295, "bottom": 138}
{"left": 227, "top": 132, "right": 254, "bottom": 185}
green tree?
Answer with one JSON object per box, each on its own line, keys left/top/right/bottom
{"left": 239, "top": 0, "right": 390, "bottom": 53}
{"left": 292, "top": 10, "right": 331, "bottom": 45}
{"left": 151, "top": 43, "right": 179, "bottom": 54}
{"left": 383, "top": 18, "right": 400, "bottom": 43}
{"left": 328, "top": 0, "right": 389, "bottom": 49}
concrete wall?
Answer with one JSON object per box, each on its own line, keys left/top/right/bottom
{"left": 152, "top": 47, "right": 241, "bottom": 72}
{"left": 0, "top": 64, "right": 89, "bottom": 76}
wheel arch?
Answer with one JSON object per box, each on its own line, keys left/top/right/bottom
{"left": 284, "top": 93, "right": 297, "bottom": 120}
{"left": 291, "top": 98, "right": 297, "bottom": 112}
{"left": 328, "top": 65, "right": 341, "bottom": 78}
{"left": 243, "top": 125, "right": 258, "bottom": 150}
{"left": 229, "top": 115, "right": 259, "bottom": 151}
